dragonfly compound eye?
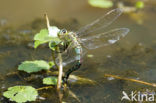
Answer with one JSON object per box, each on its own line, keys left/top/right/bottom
{"left": 61, "top": 29, "right": 67, "bottom": 34}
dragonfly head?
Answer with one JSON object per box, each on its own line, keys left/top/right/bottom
{"left": 58, "top": 29, "right": 68, "bottom": 38}
{"left": 59, "top": 29, "right": 67, "bottom": 35}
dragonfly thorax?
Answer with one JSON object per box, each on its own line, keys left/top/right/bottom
{"left": 58, "top": 29, "right": 75, "bottom": 42}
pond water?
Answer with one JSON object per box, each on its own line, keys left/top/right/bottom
{"left": 0, "top": 0, "right": 156, "bottom": 103}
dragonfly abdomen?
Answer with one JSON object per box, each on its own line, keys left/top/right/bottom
{"left": 63, "top": 61, "right": 81, "bottom": 83}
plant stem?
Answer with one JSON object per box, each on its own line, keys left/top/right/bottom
{"left": 45, "top": 13, "right": 63, "bottom": 89}
{"left": 45, "top": 13, "right": 63, "bottom": 88}
{"left": 56, "top": 46, "right": 63, "bottom": 90}
{"left": 45, "top": 13, "right": 63, "bottom": 102}
{"left": 45, "top": 13, "right": 59, "bottom": 69}
{"left": 56, "top": 46, "right": 63, "bottom": 103}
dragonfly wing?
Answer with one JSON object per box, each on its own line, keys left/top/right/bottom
{"left": 77, "top": 8, "right": 123, "bottom": 37}
{"left": 55, "top": 41, "right": 87, "bottom": 66}
{"left": 80, "top": 28, "right": 129, "bottom": 49}
{"left": 56, "top": 42, "right": 76, "bottom": 66}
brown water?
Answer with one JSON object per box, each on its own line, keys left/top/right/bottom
{"left": 0, "top": 0, "right": 156, "bottom": 103}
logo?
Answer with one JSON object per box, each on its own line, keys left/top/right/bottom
{"left": 121, "top": 91, "right": 155, "bottom": 102}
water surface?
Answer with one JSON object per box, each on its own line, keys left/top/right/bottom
{"left": 0, "top": 0, "right": 156, "bottom": 103}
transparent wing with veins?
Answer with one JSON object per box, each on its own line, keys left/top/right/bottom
{"left": 80, "top": 28, "right": 129, "bottom": 49}
{"left": 55, "top": 8, "right": 129, "bottom": 66}
{"left": 56, "top": 28, "right": 129, "bottom": 66}
{"left": 76, "top": 8, "right": 123, "bottom": 37}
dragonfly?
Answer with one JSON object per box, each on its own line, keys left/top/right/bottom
{"left": 55, "top": 8, "right": 129, "bottom": 82}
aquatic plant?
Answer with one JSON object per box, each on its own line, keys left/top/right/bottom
{"left": 3, "top": 86, "right": 38, "bottom": 103}
{"left": 3, "top": 15, "right": 64, "bottom": 103}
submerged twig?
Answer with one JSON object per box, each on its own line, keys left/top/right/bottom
{"left": 37, "top": 86, "right": 54, "bottom": 91}
{"left": 104, "top": 74, "right": 156, "bottom": 87}
{"left": 68, "top": 89, "right": 81, "bottom": 103}
{"left": 6, "top": 71, "right": 18, "bottom": 76}
{"left": 68, "top": 75, "right": 96, "bottom": 85}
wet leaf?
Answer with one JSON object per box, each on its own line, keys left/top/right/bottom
{"left": 18, "top": 60, "right": 50, "bottom": 73}
{"left": 88, "top": 0, "right": 113, "bottom": 8}
{"left": 43, "top": 76, "right": 58, "bottom": 85}
{"left": 3, "top": 86, "right": 38, "bottom": 103}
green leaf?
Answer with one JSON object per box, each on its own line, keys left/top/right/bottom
{"left": 135, "top": 1, "right": 144, "bottom": 9}
{"left": 18, "top": 60, "right": 50, "bottom": 73}
{"left": 88, "top": 0, "right": 113, "bottom": 8}
{"left": 34, "top": 28, "right": 61, "bottom": 48}
{"left": 34, "top": 29, "right": 49, "bottom": 41}
{"left": 34, "top": 40, "right": 47, "bottom": 48}
{"left": 43, "top": 76, "right": 58, "bottom": 85}
{"left": 48, "top": 41, "right": 61, "bottom": 50}
{"left": 34, "top": 28, "right": 61, "bottom": 42}
{"left": 3, "top": 86, "right": 38, "bottom": 103}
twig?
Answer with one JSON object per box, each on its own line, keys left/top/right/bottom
{"left": 104, "top": 74, "right": 156, "bottom": 87}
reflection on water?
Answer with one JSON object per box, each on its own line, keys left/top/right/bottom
{"left": 0, "top": 0, "right": 156, "bottom": 103}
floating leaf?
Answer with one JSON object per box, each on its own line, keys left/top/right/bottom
{"left": 88, "top": 0, "right": 113, "bottom": 8}
{"left": 18, "top": 60, "right": 50, "bottom": 73}
{"left": 135, "top": 1, "right": 144, "bottom": 9}
{"left": 3, "top": 86, "right": 38, "bottom": 103}
{"left": 43, "top": 76, "right": 58, "bottom": 85}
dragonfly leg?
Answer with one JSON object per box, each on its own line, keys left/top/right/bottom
{"left": 63, "top": 61, "right": 81, "bottom": 83}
